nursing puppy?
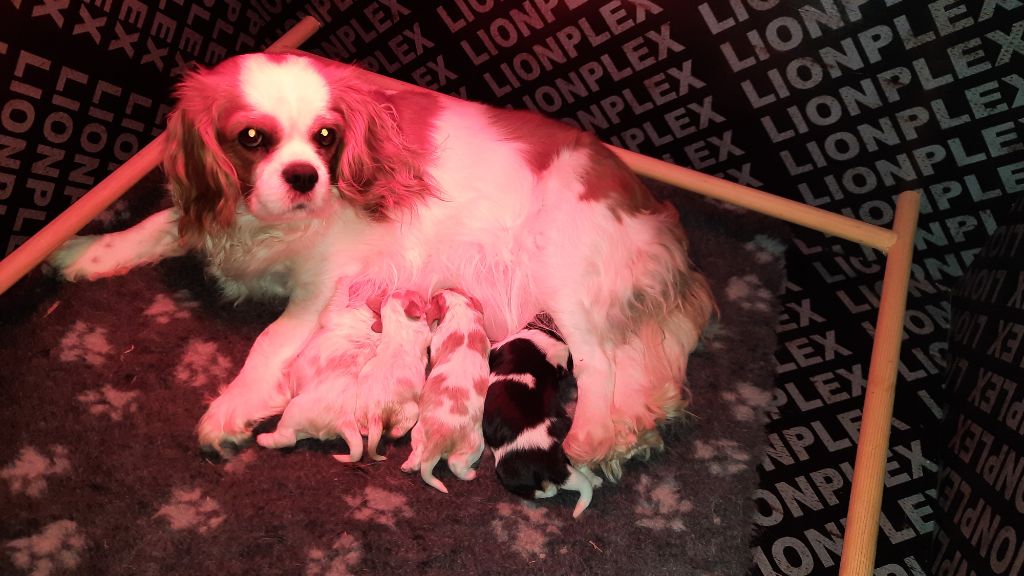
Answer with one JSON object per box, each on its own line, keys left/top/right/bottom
{"left": 401, "top": 289, "right": 489, "bottom": 493}
{"left": 255, "top": 283, "right": 379, "bottom": 463}
{"left": 356, "top": 289, "right": 432, "bottom": 461}
{"left": 485, "top": 325, "right": 599, "bottom": 518}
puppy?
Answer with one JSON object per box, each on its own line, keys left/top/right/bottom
{"left": 255, "top": 283, "right": 379, "bottom": 463}
{"left": 355, "top": 289, "right": 432, "bottom": 461}
{"left": 485, "top": 325, "right": 599, "bottom": 518}
{"left": 401, "top": 289, "right": 489, "bottom": 493}
{"left": 48, "top": 52, "right": 714, "bottom": 477}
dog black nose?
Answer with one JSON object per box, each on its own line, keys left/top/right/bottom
{"left": 282, "top": 162, "right": 319, "bottom": 193}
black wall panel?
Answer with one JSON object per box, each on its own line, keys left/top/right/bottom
{"left": 3, "top": 1, "right": 1022, "bottom": 574}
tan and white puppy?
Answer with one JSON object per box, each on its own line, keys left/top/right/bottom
{"left": 401, "top": 289, "right": 489, "bottom": 493}
{"left": 355, "top": 289, "right": 432, "bottom": 461}
{"left": 255, "top": 283, "right": 379, "bottom": 463}
{"left": 48, "top": 52, "right": 714, "bottom": 479}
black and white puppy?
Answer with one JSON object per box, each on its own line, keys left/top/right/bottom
{"left": 484, "top": 324, "right": 601, "bottom": 518}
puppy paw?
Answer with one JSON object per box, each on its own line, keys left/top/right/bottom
{"left": 578, "top": 465, "right": 604, "bottom": 489}
{"left": 255, "top": 429, "right": 296, "bottom": 449}
{"left": 400, "top": 452, "right": 420, "bottom": 473}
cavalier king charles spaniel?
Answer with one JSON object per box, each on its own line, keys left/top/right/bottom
{"left": 485, "top": 323, "right": 599, "bottom": 518}
{"left": 401, "top": 289, "right": 490, "bottom": 493}
{"left": 48, "top": 51, "right": 714, "bottom": 480}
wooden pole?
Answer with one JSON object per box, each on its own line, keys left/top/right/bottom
{"left": 0, "top": 15, "right": 323, "bottom": 296}
{"left": 838, "top": 190, "right": 920, "bottom": 576}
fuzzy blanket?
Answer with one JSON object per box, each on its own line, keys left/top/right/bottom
{"left": 0, "top": 176, "right": 785, "bottom": 576}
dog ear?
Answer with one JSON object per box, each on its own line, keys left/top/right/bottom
{"left": 327, "top": 76, "right": 433, "bottom": 219}
{"left": 393, "top": 290, "right": 427, "bottom": 320}
{"left": 446, "top": 287, "right": 484, "bottom": 314}
{"left": 364, "top": 289, "right": 385, "bottom": 315}
{"left": 426, "top": 292, "right": 447, "bottom": 327}
{"left": 163, "top": 68, "right": 241, "bottom": 247}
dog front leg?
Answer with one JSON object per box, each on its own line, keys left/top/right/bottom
{"left": 560, "top": 336, "right": 617, "bottom": 473}
{"left": 196, "top": 290, "right": 328, "bottom": 456}
{"left": 48, "top": 208, "right": 187, "bottom": 280}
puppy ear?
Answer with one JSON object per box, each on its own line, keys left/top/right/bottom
{"left": 365, "top": 290, "right": 385, "bottom": 315}
{"left": 446, "top": 287, "right": 484, "bottom": 314}
{"left": 328, "top": 75, "right": 433, "bottom": 218}
{"left": 402, "top": 293, "right": 427, "bottom": 320}
{"left": 163, "top": 69, "right": 240, "bottom": 246}
{"left": 426, "top": 292, "right": 447, "bottom": 327}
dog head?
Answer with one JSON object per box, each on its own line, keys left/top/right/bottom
{"left": 163, "top": 52, "right": 431, "bottom": 246}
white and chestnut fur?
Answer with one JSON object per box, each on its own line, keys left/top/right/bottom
{"left": 355, "top": 289, "right": 432, "bottom": 461}
{"left": 254, "top": 283, "right": 379, "bottom": 463}
{"left": 485, "top": 325, "right": 599, "bottom": 518}
{"left": 48, "top": 51, "right": 714, "bottom": 479}
{"left": 401, "top": 289, "right": 489, "bottom": 493}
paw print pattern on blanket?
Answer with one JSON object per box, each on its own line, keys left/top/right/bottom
{"left": 144, "top": 291, "right": 199, "bottom": 324}
{"left": 490, "top": 501, "right": 562, "bottom": 560}
{"left": 1, "top": 446, "right": 70, "bottom": 498}
{"left": 633, "top": 474, "right": 693, "bottom": 531}
{"left": 720, "top": 381, "right": 774, "bottom": 423}
{"left": 77, "top": 385, "right": 140, "bottom": 421}
{"left": 693, "top": 439, "right": 751, "bottom": 477}
{"left": 743, "top": 234, "right": 786, "bottom": 265}
{"left": 342, "top": 486, "right": 414, "bottom": 529}
{"left": 58, "top": 321, "right": 113, "bottom": 366}
{"left": 5, "top": 520, "right": 86, "bottom": 576}
{"left": 175, "top": 339, "right": 233, "bottom": 388}
{"left": 153, "top": 487, "right": 226, "bottom": 534}
{"left": 306, "top": 533, "right": 363, "bottom": 576}
{"left": 725, "top": 274, "right": 774, "bottom": 312}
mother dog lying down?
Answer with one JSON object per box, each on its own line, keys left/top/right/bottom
{"left": 48, "top": 51, "right": 714, "bottom": 480}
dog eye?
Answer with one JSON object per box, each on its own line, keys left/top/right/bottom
{"left": 314, "top": 127, "right": 337, "bottom": 148}
{"left": 238, "top": 127, "right": 264, "bottom": 149}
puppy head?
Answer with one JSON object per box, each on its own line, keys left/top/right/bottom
{"left": 390, "top": 289, "right": 428, "bottom": 321}
{"left": 375, "top": 290, "right": 428, "bottom": 335}
{"left": 164, "top": 53, "right": 431, "bottom": 246}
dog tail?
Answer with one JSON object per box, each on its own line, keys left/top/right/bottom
{"left": 562, "top": 465, "right": 595, "bottom": 519}
{"left": 332, "top": 421, "right": 364, "bottom": 463}
{"left": 366, "top": 414, "right": 387, "bottom": 462}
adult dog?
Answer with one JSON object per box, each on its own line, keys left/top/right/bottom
{"left": 49, "top": 52, "right": 714, "bottom": 479}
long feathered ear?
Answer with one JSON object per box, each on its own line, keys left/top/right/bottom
{"left": 328, "top": 77, "right": 433, "bottom": 218}
{"left": 162, "top": 69, "right": 240, "bottom": 247}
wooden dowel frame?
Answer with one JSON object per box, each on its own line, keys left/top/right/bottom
{"left": 0, "top": 21, "right": 920, "bottom": 576}
{"left": 838, "top": 190, "right": 919, "bottom": 576}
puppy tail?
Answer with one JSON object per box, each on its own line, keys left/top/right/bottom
{"left": 419, "top": 455, "right": 449, "bottom": 493}
{"left": 367, "top": 415, "right": 387, "bottom": 462}
{"left": 332, "top": 422, "right": 364, "bottom": 463}
{"left": 563, "top": 465, "right": 595, "bottom": 519}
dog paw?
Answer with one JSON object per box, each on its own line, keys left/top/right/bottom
{"left": 578, "top": 465, "right": 604, "bottom": 489}
{"left": 49, "top": 235, "right": 141, "bottom": 281}
{"left": 196, "top": 396, "right": 259, "bottom": 457}
{"left": 563, "top": 417, "right": 615, "bottom": 467}
{"left": 47, "top": 236, "right": 101, "bottom": 280}
{"left": 400, "top": 452, "right": 420, "bottom": 473}
{"left": 255, "top": 429, "right": 296, "bottom": 450}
